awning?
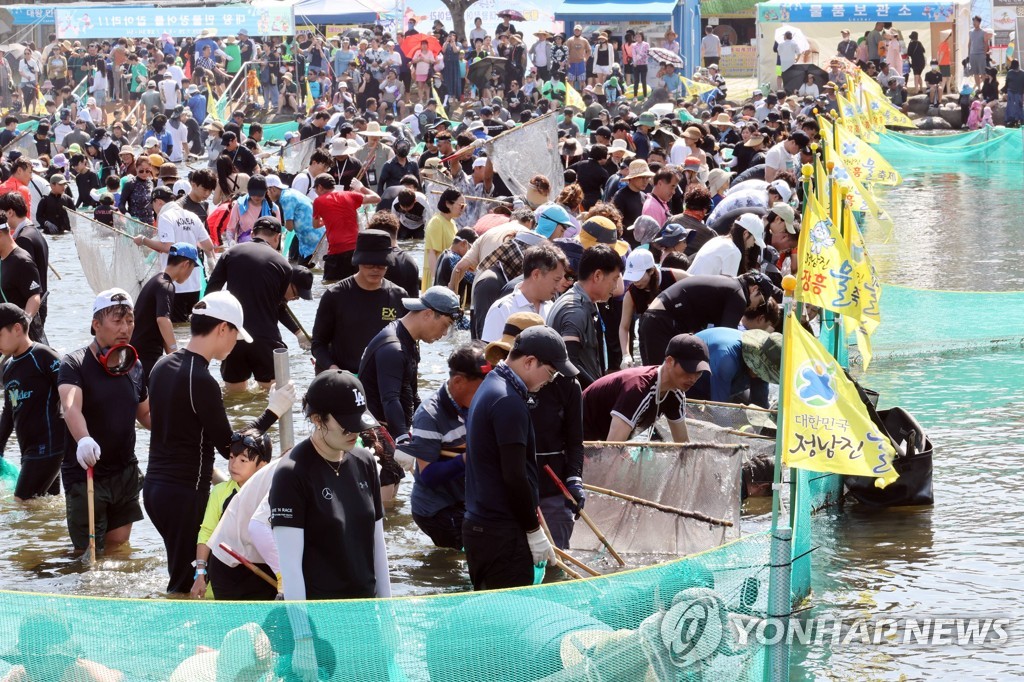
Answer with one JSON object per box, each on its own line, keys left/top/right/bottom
{"left": 292, "top": 0, "right": 385, "bottom": 24}
{"left": 700, "top": 0, "right": 757, "bottom": 16}
{"left": 554, "top": 0, "right": 678, "bottom": 21}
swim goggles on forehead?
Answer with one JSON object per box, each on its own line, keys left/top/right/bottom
{"left": 93, "top": 342, "right": 139, "bottom": 377}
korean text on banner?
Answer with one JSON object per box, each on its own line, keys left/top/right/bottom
{"left": 795, "top": 193, "right": 864, "bottom": 320}
{"left": 781, "top": 313, "right": 898, "bottom": 488}
{"left": 54, "top": 5, "right": 295, "bottom": 40}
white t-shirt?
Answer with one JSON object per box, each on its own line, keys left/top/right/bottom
{"left": 290, "top": 169, "right": 318, "bottom": 200}
{"left": 167, "top": 121, "right": 190, "bottom": 163}
{"left": 777, "top": 39, "right": 801, "bottom": 71}
{"left": 764, "top": 141, "right": 795, "bottom": 174}
{"left": 166, "top": 64, "right": 186, "bottom": 85}
{"left": 687, "top": 235, "right": 742, "bottom": 277}
{"left": 669, "top": 139, "right": 696, "bottom": 166}
{"left": 158, "top": 79, "right": 180, "bottom": 109}
{"left": 156, "top": 201, "right": 210, "bottom": 293}
{"left": 701, "top": 34, "right": 721, "bottom": 58}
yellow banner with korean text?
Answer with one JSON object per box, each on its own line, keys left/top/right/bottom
{"left": 781, "top": 312, "right": 898, "bottom": 488}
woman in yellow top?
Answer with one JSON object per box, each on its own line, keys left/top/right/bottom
{"left": 422, "top": 188, "right": 465, "bottom": 291}
{"left": 190, "top": 429, "right": 271, "bottom": 600}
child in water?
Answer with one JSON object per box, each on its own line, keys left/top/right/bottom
{"left": 190, "top": 429, "right": 271, "bottom": 599}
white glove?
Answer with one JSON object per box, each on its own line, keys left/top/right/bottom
{"left": 349, "top": 177, "right": 363, "bottom": 192}
{"left": 295, "top": 331, "right": 311, "bottom": 351}
{"left": 267, "top": 381, "right": 297, "bottom": 417}
{"left": 291, "top": 637, "right": 319, "bottom": 682}
{"left": 394, "top": 450, "right": 418, "bottom": 473}
{"left": 620, "top": 356, "right": 635, "bottom": 370}
{"left": 526, "top": 527, "right": 555, "bottom": 566}
{"left": 471, "top": 138, "right": 487, "bottom": 149}
{"left": 76, "top": 436, "right": 101, "bottom": 470}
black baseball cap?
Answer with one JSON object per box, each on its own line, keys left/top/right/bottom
{"left": 151, "top": 186, "right": 175, "bottom": 203}
{"left": 253, "top": 215, "right": 282, "bottom": 233}
{"left": 303, "top": 370, "right": 379, "bottom": 433}
{"left": 665, "top": 334, "right": 711, "bottom": 374}
{"left": 511, "top": 326, "right": 578, "bottom": 378}
{"left": 0, "top": 303, "right": 27, "bottom": 330}
{"left": 290, "top": 266, "right": 313, "bottom": 300}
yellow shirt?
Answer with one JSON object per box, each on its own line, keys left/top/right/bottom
{"left": 422, "top": 213, "right": 456, "bottom": 291}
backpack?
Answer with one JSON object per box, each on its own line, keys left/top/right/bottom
{"left": 206, "top": 200, "right": 232, "bottom": 247}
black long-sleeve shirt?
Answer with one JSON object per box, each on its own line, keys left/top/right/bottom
{"left": 146, "top": 349, "right": 276, "bottom": 490}
{"left": 205, "top": 239, "right": 299, "bottom": 342}
{"left": 74, "top": 169, "right": 101, "bottom": 208}
{"left": 530, "top": 375, "right": 584, "bottom": 499}
{"left": 656, "top": 275, "right": 750, "bottom": 333}
{"left": 35, "top": 192, "right": 74, "bottom": 234}
{"left": 358, "top": 321, "right": 419, "bottom": 442}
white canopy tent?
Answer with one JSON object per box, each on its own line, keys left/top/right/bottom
{"left": 755, "top": 0, "right": 972, "bottom": 88}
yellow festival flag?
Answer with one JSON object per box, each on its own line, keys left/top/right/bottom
{"left": 681, "top": 76, "right": 717, "bottom": 98}
{"left": 863, "top": 87, "right": 917, "bottom": 129}
{"left": 795, "top": 192, "right": 865, "bottom": 320}
{"left": 781, "top": 312, "right": 898, "bottom": 488}
{"left": 432, "top": 86, "right": 448, "bottom": 120}
{"left": 848, "top": 206, "right": 882, "bottom": 370}
{"left": 834, "top": 123, "right": 901, "bottom": 186}
{"left": 565, "top": 81, "right": 585, "bottom": 112}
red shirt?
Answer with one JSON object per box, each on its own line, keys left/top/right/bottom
{"left": 0, "top": 177, "right": 32, "bottom": 214}
{"left": 313, "top": 190, "right": 363, "bottom": 254}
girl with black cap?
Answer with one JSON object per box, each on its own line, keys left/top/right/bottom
{"left": 270, "top": 370, "right": 391, "bottom": 680}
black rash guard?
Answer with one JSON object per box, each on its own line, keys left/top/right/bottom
{"left": 145, "top": 349, "right": 277, "bottom": 490}
{"left": 358, "top": 320, "right": 419, "bottom": 443}
{"left": 0, "top": 342, "right": 65, "bottom": 458}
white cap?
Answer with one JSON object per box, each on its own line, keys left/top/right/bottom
{"left": 93, "top": 287, "right": 134, "bottom": 314}
{"left": 735, "top": 213, "right": 767, "bottom": 250}
{"left": 144, "top": 136, "right": 160, "bottom": 148}
{"left": 768, "top": 179, "right": 793, "bottom": 203}
{"left": 191, "top": 291, "right": 253, "bottom": 343}
{"left": 624, "top": 247, "right": 656, "bottom": 281}
{"left": 472, "top": 156, "right": 488, "bottom": 169}
{"left": 264, "top": 175, "right": 284, "bottom": 189}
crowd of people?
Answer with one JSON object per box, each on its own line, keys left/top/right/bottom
{"left": 0, "top": 15, "right": 839, "bottom": 682}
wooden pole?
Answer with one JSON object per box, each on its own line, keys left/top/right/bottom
{"left": 542, "top": 465, "right": 626, "bottom": 566}
{"left": 87, "top": 466, "right": 97, "bottom": 564}
{"left": 535, "top": 508, "right": 583, "bottom": 579}
{"left": 283, "top": 304, "right": 310, "bottom": 342}
{"left": 554, "top": 547, "right": 601, "bottom": 577}
{"left": 218, "top": 543, "right": 278, "bottom": 589}
{"left": 583, "top": 483, "right": 734, "bottom": 527}
{"left": 47, "top": 262, "right": 62, "bottom": 280}
{"left": 428, "top": 189, "right": 510, "bottom": 205}
{"left": 686, "top": 398, "right": 776, "bottom": 414}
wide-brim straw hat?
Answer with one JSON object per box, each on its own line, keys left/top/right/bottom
{"left": 623, "top": 159, "right": 655, "bottom": 180}
{"left": 484, "top": 312, "right": 546, "bottom": 366}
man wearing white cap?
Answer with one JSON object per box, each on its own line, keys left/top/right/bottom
{"left": 144, "top": 291, "right": 295, "bottom": 594}
{"left": 58, "top": 288, "right": 151, "bottom": 555}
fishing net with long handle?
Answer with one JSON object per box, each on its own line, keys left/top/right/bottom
{"left": 486, "top": 112, "right": 565, "bottom": 200}
{"left": 67, "top": 209, "right": 161, "bottom": 301}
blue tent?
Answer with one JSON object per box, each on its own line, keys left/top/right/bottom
{"left": 553, "top": 0, "right": 700, "bottom": 76}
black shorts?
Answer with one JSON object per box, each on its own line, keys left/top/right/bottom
{"left": 172, "top": 290, "right": 200, "bottom": 324}
{"left": 413, "top": 504, "right": 465, "bottom": 550}
{"left": 65, "top": 465, "right": 144, "bottom": 551}
{"left": 638, "top": 309, "right": 679, "bottom": 366}
{"left": 208, "top": 553, "right": 278, "bottom": 600}
{"left": 129, "top": 91, "right": 142, "bottom": 101}
{"left": 323, "top": 250, "right": 355, "bottom": 283}
{"left": 14, "top": 448, "right": 62, "bottom": 500}
{"left": 462, "top": 520, "right": 534, "bottom": 590}
{"left": 220, "top": 336, "right": 286, "bottom": 384}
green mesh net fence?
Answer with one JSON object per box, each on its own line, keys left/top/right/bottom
{"left": 0, "top": 532, "right": 776, "bottom": 681}
{"left": 872, "top": 128, "right": 1024, "bottom": 164}
{"left": 852, "top": 284, "right": 1024, "bottom": 361}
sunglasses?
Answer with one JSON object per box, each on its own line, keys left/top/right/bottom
{"left": 230, "top": 431, "right": 271, "bottom": 454}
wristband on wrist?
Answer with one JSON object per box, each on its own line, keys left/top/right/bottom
{"left": 194, "top": 569, "right": 207, "bottom": 579}
{"left": 192, "top": 559, "right": 207, "bottom": 568}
